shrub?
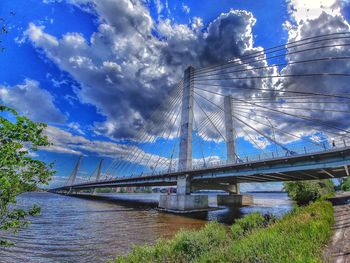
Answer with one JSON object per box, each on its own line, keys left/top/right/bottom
{"left": 113, "top": 201, "right": 334, "bottom": 263}
{"left": 340, "top": 177, "right": 350, "bottom": 191}
{"left": 283, "top": 179, "right": 335, "bottom": 205}
{"left": 231, "top": 212, "right": 266, "bottom": 239}
{"left": 198, "top": 201, "right": 334, "bottom": 263}
{"left": 113, "top": 222, "right": 228, "bottom": 263}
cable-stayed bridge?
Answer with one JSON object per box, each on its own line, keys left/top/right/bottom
{"left": 50, "top": 32, "right": 350, "bottom": 211}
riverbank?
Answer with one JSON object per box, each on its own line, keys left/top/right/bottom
{"left": 323, "top": 192, "right": 350, "bottom": 262}
{"left": 113, "top": 200, "right": 334, "bottom": 262}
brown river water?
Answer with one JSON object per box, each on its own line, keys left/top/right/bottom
{"left": 0, "top": 192, "right": 292, "bottom": 263}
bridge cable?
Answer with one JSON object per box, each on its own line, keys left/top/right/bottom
{"left": 120, "top": 94, "right": 182, "bottom": 177}
{"left": 194, "top": 90, "right": 295, "bottom": 154}
{"left": 113, "top": 86, "right": 183, "bottom": 177}
{"left": 194, "top": 82, "right": 350, "bottom": 100}
{"left": 195, "top": 33, "right": 350, "bottom": 74}
{"left": 194, "top": 56, "right": 350, "bottom": 79}
{"left": 105, "top": 81, "right": 183, "bottom": 177}
{"left": 150, "top": 106, "right": 182, "bottom": 175}
{"left": 194, "top": 86, "right": 350, "bottom": 135}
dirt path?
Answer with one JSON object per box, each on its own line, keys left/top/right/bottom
{"left": 323, "top": 192, "right": 350, "bottom": 263}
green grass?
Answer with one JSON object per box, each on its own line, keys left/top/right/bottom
{"left": 113, "top": 201, "right": 334, "bottom": 263}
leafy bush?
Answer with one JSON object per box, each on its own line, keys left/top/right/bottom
{"left": 340, "top": 177, "right": 350, "bottom": 191}
{"left": 231, "top": 212, "right": 266, "bottom": 239}
{"left": 283, "top": 179, "right": 335, "bottom": 205}
{"left": 198, "top": 201, "right": 334, "bottom": 263}
{"left": 114, "top": 201, "right": 334, "bottom": 263}
{"left": 113, "top": 222, "right": 228, "bottom": 263}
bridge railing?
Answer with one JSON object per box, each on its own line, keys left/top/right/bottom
{"left": 152, "top": 138, "right": 350, "bottom": 175}
{"left": 195, "top": 138, "right": 350, "bottom": 170}
{"left": 64, "top": 138, "right": 350, "bottom": 187}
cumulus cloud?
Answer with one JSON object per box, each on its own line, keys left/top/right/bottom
{"left": 43, "top": 125, "right": 172, "bottom": 167}
{"left": 0, "top": 79, "right": 66, "bottom": 123}
{"left": 27, "top": 0, "right": 350, "bottom": 154}
{"left": 287, "top": 0, "right": 343, "bottom": 22}
{"left": 25, "top": 0, "right": 273, "bottom": 142}
{"left": 274, "top": 1, "right": 350, "bottom": 143}
{"left": 43, "top": 125, "right": 219, "bottom": 173}
{"left": 182, "top": 3, "right": 190, "bottom": 14}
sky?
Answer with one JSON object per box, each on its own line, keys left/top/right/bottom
{"left": 0, "top": 0, "right": 350, "bottom": 190}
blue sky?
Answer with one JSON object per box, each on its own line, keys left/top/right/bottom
{"left": 0, "top": 0, "right": 349, "bottom": 189}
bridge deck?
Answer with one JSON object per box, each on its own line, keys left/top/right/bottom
{"left": 50, "top": 146, "right": 350, "bottom": 191}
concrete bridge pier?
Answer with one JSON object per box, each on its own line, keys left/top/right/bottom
{"left": 216, "top": 185, "right": 253, "bottom": 206}
{"left": 191, "top": 182, "right": 253, "bottom": 206}
{"left": 159, "top": 175, "right": 209, "bottom": 212}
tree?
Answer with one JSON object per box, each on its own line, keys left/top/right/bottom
{"left": 0, "top": 105, "right": 54, "bottom": 245}
{"left": 283, "top": 180, "right": 335, "bottom": 205}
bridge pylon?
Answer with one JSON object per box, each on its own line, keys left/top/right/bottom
{"left": 177, "top": 66, "right": 194, "bottom": 196}
{"left": 224, "top": 95, "right": 237, "bottom": 164}
{"left": 178, "top": 66, "right": 194, "bottom": 171}
{"left": 66, "top": 155, "right": 83, "bottom": 194}
{"left": 159, "top": 66, "right": 209, "bottom": 212}
{"left": 223, "top": 95, "right": 240, "bottom": 195}
{"left": 92, "top": 159, "right": 104, "bottom": 195}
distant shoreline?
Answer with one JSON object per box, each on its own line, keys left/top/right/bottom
{"left": 245, "top": 190, "right": 286, "bottom": 194}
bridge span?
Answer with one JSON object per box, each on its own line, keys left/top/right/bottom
{"left": 50, "top": 145, "right": 350, "bottom": 211}
{"left": 50, "top": 34, "right": 350, "bottom": 212}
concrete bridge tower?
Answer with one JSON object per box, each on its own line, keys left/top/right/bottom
{"left": 159, "top": 66, "right": 209, "bottom": 211}
{"left": 92, "top": 159, "right": 104, "bottom": 195}
{"left": 159, "top": 67, "right": 251, "bottom": 212}
{"left": 224, "top": 95, "right": 237, "bottom": 164}
{"left": 223, "top": 95, "right": 240, "bottom": 195}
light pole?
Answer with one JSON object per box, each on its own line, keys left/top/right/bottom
{"left": 265, "top": 117, "right": 278, "bottom": 157}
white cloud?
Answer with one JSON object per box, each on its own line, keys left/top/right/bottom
{"left": 182, "top": 3, "right": 190, "bottom": 14}
{"left": 154, "top": 0, "right": 164, "bottom": 15}
{"left": 68, "top": 122, "right": 85, "bottom": 135}
{"left": 278, "top": 0, "right": 350, "bottom": 141}
{"left": 43, "top": 126, "right": 171, "bottom": 168}
{"left": 0, "top": 79, "right": 66, "bottom": 123}
{"left": 288, "top": 0, "right": 342, "bottom": 22}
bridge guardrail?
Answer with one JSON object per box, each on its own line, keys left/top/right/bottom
{"left": 65, "top": 138, "right": 350, "bottom": 187}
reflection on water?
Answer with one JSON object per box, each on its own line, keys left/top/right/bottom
{"left": 0, "top": 192, "right": 292, "bottom": 263}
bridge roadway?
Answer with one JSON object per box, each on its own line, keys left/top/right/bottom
{"left": 50, "top": 146, "right": 350, "bottom": 192}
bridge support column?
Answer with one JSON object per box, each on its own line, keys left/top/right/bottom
{"left": 227, "top": 183, "right": 240, "bottom": 194}
{"left": 216, "top": 194, "right": 253, "bottom": 206}
{"left": 190, "top": 182, "right": 252, "bottom": 206}
{"left": 177, "top": 174, "right": 191, "bottom": 195}
{"left": 159, "top": 174, "right": 208, "bottom": 212}
{"left": 216, "top": 183, "right": 252, "bottom": 206}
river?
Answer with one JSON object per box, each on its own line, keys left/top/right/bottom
{"left": 0, "top": 192, "right": 292, "bottom": 263}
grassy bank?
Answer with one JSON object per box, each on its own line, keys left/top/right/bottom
{"left": 113, "top": 201, "right": 334, "bottom": 263}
